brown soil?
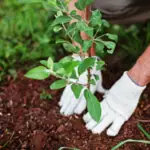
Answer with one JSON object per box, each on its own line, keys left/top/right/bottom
{"left": 0, "top": 70, "right": 150, "bottom": 150}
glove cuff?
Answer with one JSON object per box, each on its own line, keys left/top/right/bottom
{"left": 106, "top": 71, "right": 146, "bottom": 120}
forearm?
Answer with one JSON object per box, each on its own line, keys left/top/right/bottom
{"left": 128, "top": 45, "right": 150, "bottom": 86}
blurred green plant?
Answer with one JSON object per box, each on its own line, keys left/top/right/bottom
{"left": 40, "top": 90, "right": 52, "bottom": 100}
{"left": 0, "top": 0, "right": 62, "bottom": 81}
{"left": 110, "top": 23, "right": 150, "bottom": 65}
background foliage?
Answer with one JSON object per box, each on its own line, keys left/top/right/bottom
{"left": 0, "top": 0, "right": 150, "bottom": 81}
{"left": 0, "top": 0, "right": 63, "bottom": 81}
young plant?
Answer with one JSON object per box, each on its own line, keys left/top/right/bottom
{"left": 25, "top": 0, "right": 118, "bottom": 122}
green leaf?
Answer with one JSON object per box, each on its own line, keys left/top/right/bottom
{"left": 84, "top": 89, "right": 101, "bottom": 122}
{"left": 78, "top": 57, "right": 96, "bottom": 75}
{"left": 59, "top": 56, "right": 72, "bottom": 64}
{"left": 103, "top": 41, "right": 116, "bottom": 54}
{"left": 90, "top": 10, "right": 102, "bottom": 26}
{"left": 40, "top": 60, "right": 48, "bottom": 67}
{"left": 95, "top": 42, "right": 104, "bottom": 53}
{"left": 53, "top": 26, "right": 62, "bottom": 32}
{"left": 50, "top": 79, "right": 67, "bottom": 90}
{"left": 51, "top": 16, "right": 71, "bottom": 26}
{"left": 82, "top": 40, "right": 93, "bottom": 52}
{"left": 77, "top": 21, "right": 94, "bottom": 37}
{"left": 102, "top": 19, "right": 110, "bottom": 28}
{"left": 112, "top": 139, "right": 150, "bottom": 150}
{"left": 72, "top": 30, "right": 83, "bottom": 45}
{"left": 47, "top": 57, "right": 53, "bottom": 69}
{"left": 71, "top": 84, "right": 83, "bottom": 99}
{"left": 75, "top": 0, "right": 94, "bottom": 10}
{"left": 90, "top": 79, "right": 96, "bottom": 85}
{"left": 62, "top": 61, "right": 80, "bottom": 75}
{"left": 25, "top": 66, "right": 50, "bottom": 80}
{"left": 56, "top": 39, "right": 68, "bottom": 44}
{"left": 70, "top": 69, "right": 78, "bottom": 79}
{"left": 137, "top": 123, "right": 150, "bottom": 140}
{"left": 66, "top": 22, "right": 76, "bottom": 35}
{"left": 94, "top": 75, "right": 99, "bottom": 81}
{"left": 105, "top": 33, "right": 118, "bottom": 42}
{"left": 70, "top": 10, "right": 82, "bottom": 20}
{"left": 96, "top": 60, "right": 105, "bottom": 70}
{"left": 40, "top": 90, "right": 52, "bottom": 100}
{"left": 63, "top": 43, "right": 80, "bottom": 53}
{"left": 53, "top": 63, "right": 63, "bottom": 72}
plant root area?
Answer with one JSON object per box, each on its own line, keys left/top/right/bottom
{"left": 0, "top": 71, "right": 150, "bottom": 150}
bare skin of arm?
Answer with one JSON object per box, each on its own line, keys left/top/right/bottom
{"left": 128, "top": 45, "right": 150, "bottom": 86}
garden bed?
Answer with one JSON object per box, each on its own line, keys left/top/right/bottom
{"left": 0, "top": 68, "right": 150, "bottom": 150}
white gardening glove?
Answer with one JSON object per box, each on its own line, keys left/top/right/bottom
{"left": 59, "top": 55, "right": 106, "bottom": 116}
{"left": 83, "top": 71, "right": 146, "bottom": 136}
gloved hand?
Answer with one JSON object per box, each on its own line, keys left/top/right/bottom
{"left": 83, "top": 71, "right": 146, "bottom": 136}
{"left": 59, "top": 55, "right": 106, "bottom": 116}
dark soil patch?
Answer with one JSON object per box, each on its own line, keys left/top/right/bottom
{"left": 0, "top": 70, "right": 150, "bottom": 150}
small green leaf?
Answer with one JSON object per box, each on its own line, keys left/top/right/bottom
{"left": 70, "top": 69, "right": 78, "bottom": 79}
{"left": 71, "top": 84, "right": 83, "bottom": 99}
{"left": 25, "top": 66, "right": 50, "bottom": 80}
{"left": 40, "top": 90, "right": 52, "bottom": 100}
{"left": 47, "top": 57, "right": 53, "bottom": 69}
{"left": 53, "top": 63, "right": 63, "bottom": 72}
{"left": 90, "top": 10, "right": 102, "bottom": 26}
{"left": 105, "top": 33, "right": 118, "bottom": 42}
{"left": 75, "top": 0, "right": 94, "bottom": 10}
{"left": 53, "top": 26, "right": 62, "bottom": 32}
{"left": 103, "top": 41, "right": 116, "bottom": 54}
{"left": 62, "top": 61, "right": 80, "bottom": 75}
{"left": 56, "top": 39, "right": 68, "bottom": 44}
{"left": 70, "top": 10, "right": 82, "bottom": 20}
{"left": 59, "top": 56, "right": 72, "bottom": 64}
{"left": 51, "top": 16, "right": 71, "bottom": 26}
{"left": 94, "top": 75, "right": 99, "bottom": 81}
{"left": 72, "top": 30, "right": 83, "bottom": 45}
{"left": 77, "top": 21, "right": 94, "bottom": 37}
{"left": 95, "top": 42, "right": 104, "bottom": 53}
{"left": 84, "top": 89, "right": 101, "bottom": 122}
{"left": 102, "top": 19, "right": 110, "bottom": 28}
{"left": 40, "top": 60, "right": 48, "bottom": 67}
{"left": 63, "top": 43, "right": 80, "bottom": 53}
{"left": 82, "top": 40, "right": 93, "bottom": 52}
{"left": 50, "top": 79, "right": 67, "bottom": 90}
{"left": 96, "top": 60, "right": 105, "bottom": 70}
{"left": 78, "top": 57, "right": 96, "bottom": 75}
{"left": 90, "top": 79, "right": 96, "bottom": 85}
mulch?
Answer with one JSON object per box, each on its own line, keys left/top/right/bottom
{"left": 0, "top": 70, "right": 150, "bottom": 150}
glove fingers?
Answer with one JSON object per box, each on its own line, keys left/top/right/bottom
{"left": 92, "top": 115, "right": 113, "bottom": 134}
{"left": 59, "top": 85, "right": 71, "bottom": 106}
{"left": 63, "top": 96, "right": 81, "bottom": 116}
{"left": 74, "top": 97, "right": 86, "bottom": 114}
{"left": 60, "top": 93, "right": 74, "bottom": 114}
{"left": 86, "top": 120, "right": 97, "bottom": 130}
{"left": 107, "top": 116, "right": 125, "bottom": 136}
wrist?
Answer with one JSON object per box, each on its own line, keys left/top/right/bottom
{"left": 127, "top": 61, "right": 150, "bottom": 86}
